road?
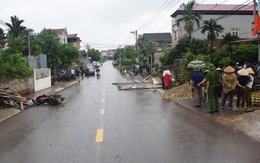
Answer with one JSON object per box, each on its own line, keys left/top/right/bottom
{"left": 0, "top": 61, "right": 260, "bottom": 163}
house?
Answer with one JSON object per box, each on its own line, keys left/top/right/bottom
{"left": 143, "top": 33, "right": 172, "bottom": 50}
{"left": 52, "top": 28, "right": 68, "bottom": 44}
{"left": 141, "top": 33, "right": 172, "bottom": 67}
{"left": 67, "top": 34, "right": 81, "bottom": 49}
{"left": 171, "top": 4, "right": 255, "bottom": 47}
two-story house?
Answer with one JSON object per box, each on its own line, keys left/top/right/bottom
{"left": 141, "top": 33, "right": 172, "bottom": 67}
{"left": 171, "top": 4, "right": 255, "bottom": 47}
{"left": 52, "top": 28, "right": 68, "bottom": 44}
{"left": 67, "top": 34, "right": 81, "bottom": 49}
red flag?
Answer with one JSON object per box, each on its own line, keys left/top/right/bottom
{"left": 252, "top": 14, "right": 260, "bottom": 36}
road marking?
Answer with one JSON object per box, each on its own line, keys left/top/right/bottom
{"left": 101, "top": 99, "right": 105, "bottom": 102}
{"left": 102, "top": 93, "right": 105, "bottom": 96}
{"left": 100, "top": 109, "right": 105, "bottom": 114}
{"left": 95, "top": 129, "right": 104, "bottom": 142}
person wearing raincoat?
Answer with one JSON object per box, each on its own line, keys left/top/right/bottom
{"left": 162, "top": 67, "right": 171, "bottom": 89}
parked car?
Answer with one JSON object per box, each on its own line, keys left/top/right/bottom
{"left": 87, "top": 65, "right": 95, "bottom": 76}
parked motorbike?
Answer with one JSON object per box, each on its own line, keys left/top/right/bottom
{"left": 58, "top": 72, "right": 71, "bottom": 82}
{"left": 51, "top": 76, "right": 55, "bottom": 86}
{"left": 32, "top": 94, "right": 65, "bottom": 106}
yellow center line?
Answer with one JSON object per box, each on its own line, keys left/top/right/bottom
{"left": 100, "top": 109, "right": 105, "bottom": 114}
{"left": 101, "top": 99, "right": 105, "bottom": 102}
{"left": 95, "top": 129, "right": 104, "bottom": 142}
{"left": 102, "top": 93, "right": 105, "bottom": 96}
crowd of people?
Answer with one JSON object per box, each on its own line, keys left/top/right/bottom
{"left": 190, "top": 62, "right": 258, "bottom": 114}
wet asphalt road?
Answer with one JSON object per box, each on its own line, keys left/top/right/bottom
{"left": 1, "top": 61, "right": 260, "bottom": 163}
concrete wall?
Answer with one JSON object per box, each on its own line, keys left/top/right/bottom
{"left": 34, "top": 68, "right": 51, "bottom": 92}
{"left": 0, "top": 68, "right": 51, "bottom": 95}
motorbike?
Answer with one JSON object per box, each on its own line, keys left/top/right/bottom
{"left": 58, "top": 72, "right": 71, "bottom": 82}
{"left": 51, "top": 76, "right": 55, "bottom": 86}
{"left": 32, "top": 94, "right": 65, "bottom": 106}
{"left": 96, "top": 71, "right": 101, "bottom": 79}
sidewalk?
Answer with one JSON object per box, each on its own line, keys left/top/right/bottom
{"left": 0, "top": 80, "right": 77, "bottom": 123}
{"left": 153, "top": 88, "right": 260, "bottom": 143}
{"left": 176, "top": 97, "right": 260, "bottom": 143}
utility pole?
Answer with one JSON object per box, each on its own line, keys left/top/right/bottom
{"left": 130, "top": 30, "right": 138, "bottom": 63}
{"left": 85, "top": 44, "right": 91, "bottom": 65}
{"left": 28, "top": 32, "right": 31, "bottom": 56}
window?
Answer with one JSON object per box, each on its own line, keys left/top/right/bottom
{"left": 174, "top": 31, "right": 178, "bottom": 41}
{"left": 231, "top": 28, "right": 239, "bottom": 36}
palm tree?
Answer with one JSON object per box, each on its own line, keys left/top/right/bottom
{"left": 5, "top": 15, "right": 26, "bottom": 38}
{"left": 176, "top": 0, "right": 202, "bottom": 43}
{"left": 201, "top": 18, "right": 224, "bottom": 62}
{"left": 0, "top": 28, "right": 6, "bottom": 40}
{"left": 219, "top": 33, "right": 239, "bottom": 57}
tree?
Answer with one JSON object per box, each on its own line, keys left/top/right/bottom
{"left": 0, "top": 51, "right": 32, "bottom": 78}
{"left": 201, "top": 18, "right": 224, "bottom": 62}
{"left": 0, "top": 28, "right": 6, "bottom": 40}
{"left": 87, "top": 48, "right": 101, "bottom": 61}
{"left": 175, "top": 0, "right": 202, "bottom": 43}
{"left": 5, "top": 15, "right": 26, "bottom": 38}
{"left": 219, "top": 32, "right": 239, "bottom": 57}
{"left": 137, "top": 35, "right": 158, "bottom": 65}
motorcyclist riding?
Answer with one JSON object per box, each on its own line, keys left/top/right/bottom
{"left": 96, "top": 67, "right": 101, "bottom": 78}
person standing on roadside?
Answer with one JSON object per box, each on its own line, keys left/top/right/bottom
{"left": 75, "top": 65, "right": 81, "bottom": 85}
{"left": 221, "top": 66, "right": 237, "bottom": 110}
{"left": 245, "top": 67, "right": 254, "bottom": 109}
{"left": 191, "top": 67, "right": 204, "bottom": 107}
{"left": 202, "top": 70, "right": 209, "bottom": 102}
{"left": 235, "top": 68, "right": 251, "bottom": 110}
{"left": 198, "top": 63, "right": 219, "bottom": 114}
{"left": 162, "top": 67, "right": 171, "bottom": 89}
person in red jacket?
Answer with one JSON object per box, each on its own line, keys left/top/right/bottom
{"left": 162, "top": 67, "right": 171, "bottom": 89}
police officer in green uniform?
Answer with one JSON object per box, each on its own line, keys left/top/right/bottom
{"left": 205, "top": 63, "right": 220, "bottom": 113}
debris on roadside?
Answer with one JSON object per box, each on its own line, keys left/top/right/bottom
{"left": 159, "top": 82, "right": 192, "bottom": 101}
{"left": 0, "top": 87, "right": 34, "bottom": 110}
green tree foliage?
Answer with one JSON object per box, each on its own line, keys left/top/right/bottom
{"left": 0, "top": 28, "right": 6, "bottom": 40}
{"left": 219, "top": 33, "right": 239, "bottom": 57}
{"left": 231, "top": 44, "right": 258, "bottom": 64}
{"left": 176, "top": 0, "right": 202, "bottom": 43}
{"left": 5, "top": 15, "right": 26, "bottom": 38}
{"left": 60, "top": 43, "right": 80, "bottom": 65}
{"left": 87, "top": 48, "right": 101, "bottom": 61}
{"left": 0, "top": 51, "right": 32, "bottom": 78}
{"left": 159, "top": 37, "right": 208, "bottom": 66}
{"left": 37, "top": 29, "right": 61, "bottom": 68}
{"left": 137, "top": 35, "right": 158, "bottom": 65}
{"left": 201, "top": 18, "right": 224, "bottom": 61}
{"left": 113, "top": 47, "right": 135, "bottom": 62}
{"left": 138, "top": 35, "right": 158, "bottom": 57}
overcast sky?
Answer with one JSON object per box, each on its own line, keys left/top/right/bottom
{"left": 1, "top": 0, "right": 251, "bottom": 50}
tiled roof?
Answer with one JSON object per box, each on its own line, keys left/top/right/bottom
{"left": 0, "top": 40, "right": 7, "bottom": 44}
{"left": 143, "top": 33, "right": 172, "bottom": 43}
{"left": 171, "top": 4, "right": 254, "bottom": 17}
{"left": 67, "top": 34, "right": 80, "bottom": 39}
{"left": 52, "top": 28, "right": 66, "bottom": 34}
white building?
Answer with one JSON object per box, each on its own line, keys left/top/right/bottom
{"left": 171, "top": 4, "right": 255, "bottom": 47}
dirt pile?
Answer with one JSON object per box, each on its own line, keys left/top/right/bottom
{"left": 160, "top": 82, "right": 192, "bottom": 101}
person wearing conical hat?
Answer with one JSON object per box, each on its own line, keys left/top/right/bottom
{"left": 191, "top": 67, "right": 204, "bottom": 107}
{"left": 245, "top": 67, "right": 254, "bottom": 109}
{"left": 220, "top": 66, "right": 237, "bottom": 110}
{"left": 235, "top": 68, "right": 251, "bottom": 110}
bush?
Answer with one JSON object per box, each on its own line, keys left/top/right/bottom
{"left": 0, "top": 51, "right": 33, "bottom": 78}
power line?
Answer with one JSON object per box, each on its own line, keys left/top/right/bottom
{"left": 137, "top": 0, "right": 170, "bottom": 30}
{"left": 138, "top": 0, "right": 180, "bottom": 31}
